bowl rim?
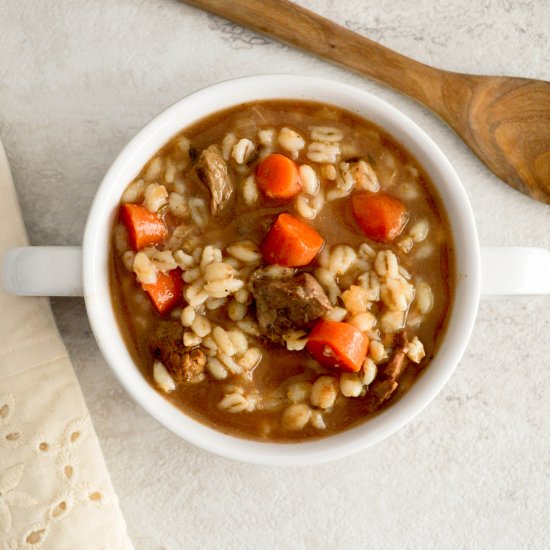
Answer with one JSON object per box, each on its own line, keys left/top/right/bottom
{"left": 83, "top": 74, "right": 481, "bottom": 465}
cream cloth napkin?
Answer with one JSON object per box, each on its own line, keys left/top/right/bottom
{"left": 0, "top": 139, "right": 133, "bottom": 549}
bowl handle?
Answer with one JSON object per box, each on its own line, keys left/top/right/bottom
{"left": 481, "top": 246, "right": 550, "bottom": 296}
{"left": 1, "top": 246, "right": 83, "bottom": 297}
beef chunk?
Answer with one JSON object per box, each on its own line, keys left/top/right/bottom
{"left": 251, "top": 272, "right": 332, "bottom": 344}
{"left": 195, "top": 145, "right": 235, "bottom": 218}
{"left": 368, "top": 378, "right": 399, "bottom": 407}
{"left": 369, "top": 332, "right": 409, "bottom": 405}
{"left": 382, "top": 349, "right": 407, "bottom": 379}
{"left": 148, "top": 321, "right": 206, "bottom": 383}
{"left": 381, "top": 333, "right": 409, "bottom": 379}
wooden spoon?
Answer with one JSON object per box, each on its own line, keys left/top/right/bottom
{"left": 182, "top": 0, "right": 550, "bottom": 205}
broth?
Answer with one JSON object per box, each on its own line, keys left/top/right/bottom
{"left": 110, "top": 100, "right": 454, "bottom": 441}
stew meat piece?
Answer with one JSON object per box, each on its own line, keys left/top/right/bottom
{"left": 369, "top": 378, "right": 399, "bottom": 405}
{"left": 382, "top": 350, "right": 406, "bottom": 379}
{"left": 149, "top": 322, "right": 206, "bottom": 383}
{"left": 368, "top": 332, "right": 409, "bottom": 406}
{"left": 251, "top": 272, "right": 332, "bottom": 344}
{"left": 195, "top": 145, "right": 235, "bottom": 218}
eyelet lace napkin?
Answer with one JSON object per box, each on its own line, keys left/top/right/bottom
{"left": 0, "top": 139, "right": 133, "bottom": 549}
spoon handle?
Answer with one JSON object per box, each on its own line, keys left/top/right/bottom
{"left": 182, "top": 0, "right": 457, "bottom": 115}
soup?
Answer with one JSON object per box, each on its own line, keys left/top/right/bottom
{"left": 109, "top": 100, "right": 454, "bottom": 441}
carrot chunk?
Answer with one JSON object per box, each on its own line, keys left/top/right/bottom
{"left": 256, "top": 153, "right": 302, "bottom": 199}
{"left": 120, "top": 203, "right": 168, "bottom": 251}
{"left": 306, "top": 321, "right": 368, "bottom": 373}
{"left": 351, "top": 192, "right": 408, "bottom": 242}
{"left": 261, "top": 212, "right": 324, "bottom": 267}
{"left": 141, "top": 269, "right": 183, "bottom": 315}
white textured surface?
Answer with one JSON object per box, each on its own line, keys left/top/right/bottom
{"left": 1, "top": 1, "right": 549, "bottom": 548}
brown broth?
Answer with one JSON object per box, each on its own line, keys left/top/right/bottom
{"left": 110, "top": 100, "right": 455, "bottom": 442}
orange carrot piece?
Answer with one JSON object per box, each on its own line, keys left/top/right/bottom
{"left": 120, "top": 203, "right": 168, "bottom": 251}
{"left": 351, "top": 192, "right": 408, "bottom": 242}
{"left": 141, "top": 269, "right": 183, "bottom": 315}
{"left": 306, "top": 320, "right": 368, "bottom": 373}
{"left": 261, "top": 212, "right": 324, "bottom": 267}
{"left": 256, "top": 153, "right": 302, "bottom": 199}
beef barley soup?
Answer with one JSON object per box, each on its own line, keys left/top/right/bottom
{"left": 110, "top": 100, "right": 454, "bottom": 441}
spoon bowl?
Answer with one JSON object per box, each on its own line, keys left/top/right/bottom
{"left": 450, "top": 76, "right": 550, "bottom": 202}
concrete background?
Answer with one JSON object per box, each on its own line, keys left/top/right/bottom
{"left": 1, "top": 1, "right": 549, "bottom": 548}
